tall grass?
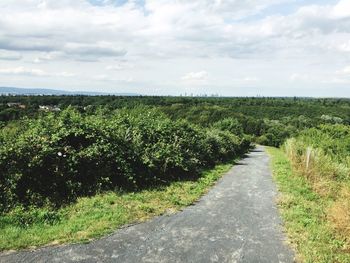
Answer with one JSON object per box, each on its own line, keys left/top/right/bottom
{"left": 283, "top": 124, "right": 350, "bottom": 248}
{"left": 267, "top": 147, "right": 349, "bottom": 262}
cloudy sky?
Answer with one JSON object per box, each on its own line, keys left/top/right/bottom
{"left": 0, "top": 0, "right": 350, "bottom": 97}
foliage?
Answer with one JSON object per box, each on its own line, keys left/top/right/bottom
{"left": 2, "top": 96, "right": 349, "bottom": 147}
{"left": 212, "top": 118, "right": 243, "bottom": 136}
{"left": 0, "top": 107, "right": 250, "bottom": 212}
{"left": 0, "top": 161, "right": 233, "bottom": 251}
{"left": 295, "top": 124, "right": 350, "bottom": 164}
{"left": 260, "top": 120, "right": 296, "bottom": 147}
{"left": 2, "top": 95, "right": 349, "bottom": 212}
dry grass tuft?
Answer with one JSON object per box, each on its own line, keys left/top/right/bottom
{"left": 328, "top": 187, "right": 350, "bottom": 245}
{"left": 283, "top": 138, "right": 350, "bottom": 251}
{"left": 268, "top": 146, "right": 350, "bottom": 262}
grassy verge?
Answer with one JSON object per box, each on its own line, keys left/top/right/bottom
{"left": 0, "top": 161, "right": 234, "bottom": 251}
{"left": 267, "top": 147, "right": 350, "bottom": 263}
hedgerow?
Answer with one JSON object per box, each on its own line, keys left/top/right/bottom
{"left": 0, "top": 107, "right": 250, "bottom": 212}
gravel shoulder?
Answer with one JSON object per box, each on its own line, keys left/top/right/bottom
{"left": 0, "top": 146, "right": 295, "bottom": 263}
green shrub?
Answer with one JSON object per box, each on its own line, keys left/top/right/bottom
{"left": 255, "top": 120, "right": 296, "bottom": 147}
{"left": 212, "top": 118, "right": 244, "bottom": 136}
{"left": 296, "top": 124, "right": 350, "bottom": 164}
{"left": 0, "top": 107, "right": 251, "bottom": 212}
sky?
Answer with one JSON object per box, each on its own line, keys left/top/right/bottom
{"left": 0, "top": 0, "right": 350, "bottom": 97}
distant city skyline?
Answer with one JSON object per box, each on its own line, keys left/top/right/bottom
{"left": 0, "top": 0, "right": 350, "bottom": 97}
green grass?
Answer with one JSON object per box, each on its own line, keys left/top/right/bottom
{"left": 0, "top": 161, "right": 234, "bottom": 251}
{"left": 267, "top": 147, "right": 350, "bottom": 263}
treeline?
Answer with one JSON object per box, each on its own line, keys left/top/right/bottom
{"left": 1, "top": 96, "right": 350, "bottom": 122}
{"left": 0, "top": 107, "right": 250, "bottom": 212}
{"left": 2, "top": 95, "right": 350, "bottom": 108}
{"left": 1, "top": 96, "right": 349, "bottom": 148}
{"left": 161, "top": 104, "right": 348, "bottom": 147}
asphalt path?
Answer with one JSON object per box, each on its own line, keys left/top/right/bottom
{"left": 0, "top": 146, "right": 295, "bottom": 263}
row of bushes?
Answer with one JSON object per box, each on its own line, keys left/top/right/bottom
{"left": 210, "top": 117, "right": 296, "bottom": 147}
{"left": 283, "top": 124, "right": 350, "bottom": 244}
{"left": 0, "top": 107, "right": 251, "bottom": 212}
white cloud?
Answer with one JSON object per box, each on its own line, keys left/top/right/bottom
{"left": 182, "top": 71, "right": 208, "bottom": 80}
{"left": 0, "top": 66, "right": 47, "bottom": 76}
{"left": 335, "top": 66, "right": 350, "bottom": 80}
{"left": 232, "top": 76, "right": 259, "bottom": 82}
{"left": 343, "top": 66, "right": 350, "bottom": 74}
{"left": 336, "top": 41, "right": 350, "bottom": 52}
{"left": 181, "top": 71, "right": 209, "bottom": 85}
{"left": 0, "top": 0, "right": 347, "bottom": 61}
{"left": 0, "top": 66, "right": 75, "bottom": 77}
{"left": 0, "top": 0, "right": 348, "bottom": 96}
{"left": 106, "top": 62, "right": 133, "bottom": 71}
{"left": 33, "top": 52, "right": 61, "bottom": 63}
{"left": 55, "top": 71, "right": 76, "bottom": 77}
{"left": 0, "top": 50, "right": 22, "bottom": 60}
{"left": 332, "top": 0, "right": 350, "bottom": 18}
{"left": 324, "top": 77, "right": 350, "bottom": 84}
{"left": 63, "top": 42, "right": 127, "bottom": 60}
{"left": 289, "top": 73, "right": 310, "bottom": 82}
{"left": 336, "top": 66, "right": 350, "bottom": 77}
{"left": 92, "top": 74, "right": 133, "bottom": 82}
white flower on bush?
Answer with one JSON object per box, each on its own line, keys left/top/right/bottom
{"left": 57, "top": 152, "right": 62, "bottom": 157}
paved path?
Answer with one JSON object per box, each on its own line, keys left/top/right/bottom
{"left": 1, "top": 146, "right": 295, "bottom": 263}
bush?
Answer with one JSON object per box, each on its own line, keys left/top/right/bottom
{"left": 0, "top": 107, "right": 251, "bottom": 212}
{"left": 0, "top": 108, "right": 132, "bottom": 210}
{"left": 254, "top": 120, "right": 296, "bottom": 147}
{"left": 212, "top": 118, "right": 244, "bottom": 136}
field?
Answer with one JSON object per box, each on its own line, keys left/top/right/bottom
{"left": 1, "top": 96, "right": 350, "bottom": 261}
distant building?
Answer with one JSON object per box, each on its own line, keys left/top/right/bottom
{"left": 83, "top": 105, "right": 90, "bottom": 110}
{"left": 39, "top": 105, "right": 61, "bottom": 112}
{"left": 7, "top": 102, "right": 26, "bottom": 109}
